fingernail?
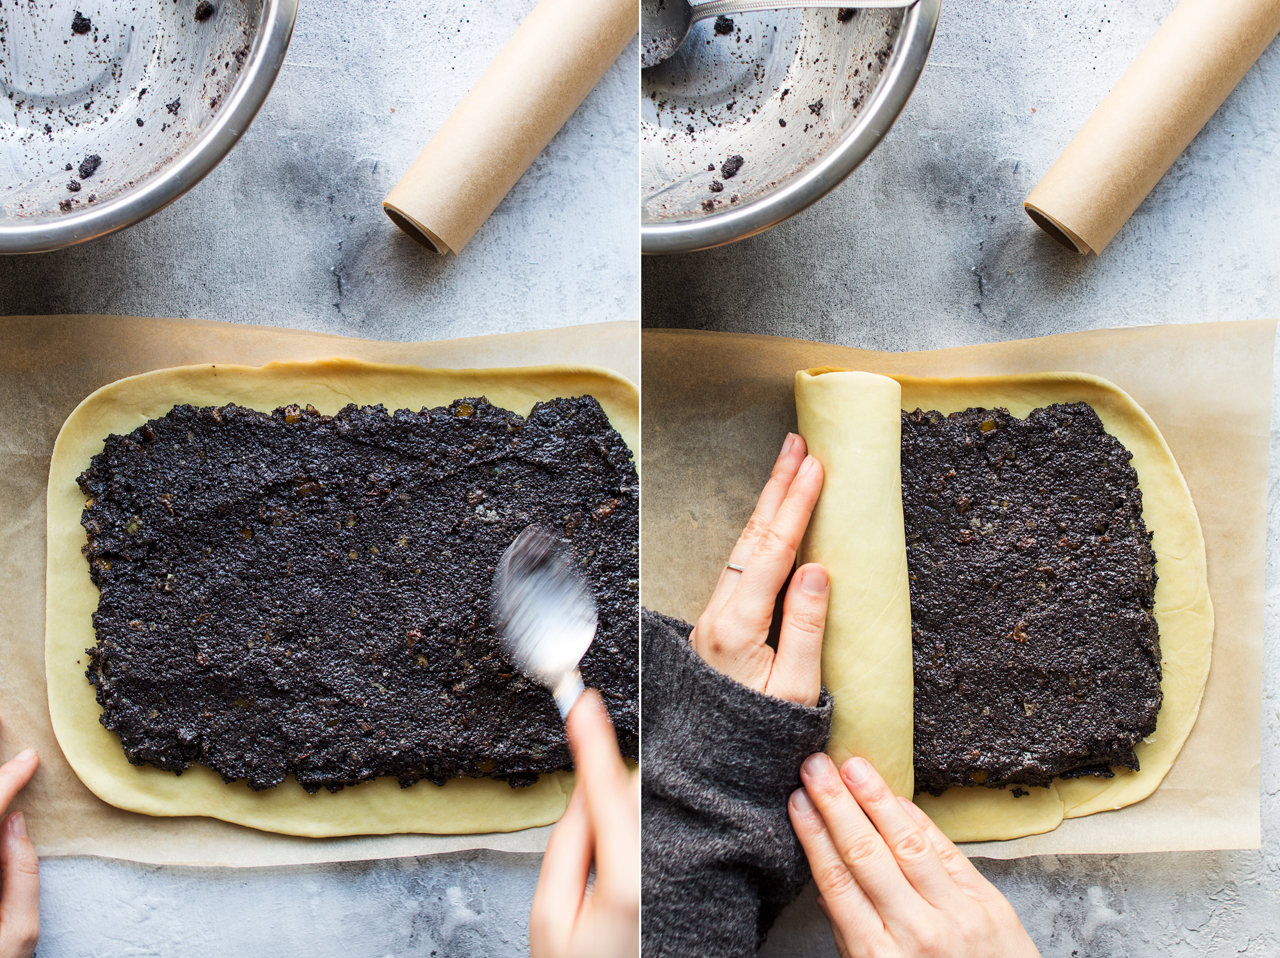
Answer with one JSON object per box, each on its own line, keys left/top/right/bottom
{"left": 798, "top": 455, "right": 817, "bottom": 477}
{"left": 781, "top": 433, "right": 797, "bottom": 457}
{"left": 790, "top": 788, "right": 815, "bottom": 817}
{"left": 801, "top": 565, "right": 828, "bottom": 595}
{"left": 14, "top": 748, "right": 35, "bottom": 763}
{"left": 801, "top": 752, "right": 831, "bottom": 783}
{"left": 843, "top": 756, "right": 870, "bottom": 784}
{"left": 8, "top": 812, "right": 25, "bottom": 838}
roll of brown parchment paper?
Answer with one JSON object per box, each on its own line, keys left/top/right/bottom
{"left": 383, "top": 0, "right": 637, "bottom": 256}
{"left": 1024, "top": 0, "right": 1280, "bottom": 255}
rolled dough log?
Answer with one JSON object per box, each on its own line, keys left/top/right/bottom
{"left": 795, "top": 370, "right": 915, "bottom": 799}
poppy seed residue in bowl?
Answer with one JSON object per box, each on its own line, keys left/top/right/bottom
{"left": 0, "top": 1, "right": 258, "bottom": 222}
{"left": 641, "top": 7, "right": 902, "bottom": 223}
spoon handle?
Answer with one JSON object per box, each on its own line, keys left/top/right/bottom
{"left": 692, "top": 0, "right": 916, "bottom": 22}
{"left": 553, "top": 669, "right": 586, "bottom": 720}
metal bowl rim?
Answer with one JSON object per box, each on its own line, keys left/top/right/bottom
{"left": 640, "top": 0, "right": 941, "bottom": 255}
{"left": 0, "top": 0, "right": 300, "bottom": 255}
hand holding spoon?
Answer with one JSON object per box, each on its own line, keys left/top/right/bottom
{"left": 643, "top": 0, "right": 917, "bottom": 69}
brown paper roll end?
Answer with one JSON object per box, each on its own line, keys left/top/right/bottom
{"left": 382, "top": 202, "right": 455, "bottom": 256}
{"left": 1023, "top": 201, "right": 1093, "bottom": 256}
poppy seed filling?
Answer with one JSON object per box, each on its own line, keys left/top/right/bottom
{"left": 901, "top": 402, "right": 1161, "bottom": 796}
{"left": 78, "top": 396, "right": 638, "bottom": 793}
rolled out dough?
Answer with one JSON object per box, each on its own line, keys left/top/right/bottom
{"left": 46, "top": 358, "right": 639, "bottom": 838}
{"left": 794, "top": 369, "right": 1212, "bottom": 843}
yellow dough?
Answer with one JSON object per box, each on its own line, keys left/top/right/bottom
{"left": 46, "top": 359, "right": 639, "bottom": 838}
{"left": 794, "top": 369, "right": 1212, "bottom": 843}
{"left": 795, "top": 371, "right": 915, "bottom": 799}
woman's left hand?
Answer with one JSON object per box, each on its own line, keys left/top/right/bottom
{"left": 690, "top": 432, "right": 828, "bottom": 707}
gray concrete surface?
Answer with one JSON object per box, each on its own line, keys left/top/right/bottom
{"left": 0, "top": 1, "right": 637, "bottom": 956}
{"left": 646, "top": 1, "right": 1280, "bottom": 956}
{"left": 0, "top": 0, "right": 639, "bottom": 340}
{"left": 39, "top": 851, "right": 542, "bottom": 958}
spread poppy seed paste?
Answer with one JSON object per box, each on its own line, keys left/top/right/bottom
{"left": 900, "top": 402, "right": 1161, "bottom": 797}
{"left": 77, "top": 396, "right": 638, "bottom": 793}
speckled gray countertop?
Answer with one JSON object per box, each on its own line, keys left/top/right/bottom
{"left": 0, "top": 1, "right": 639, "bottom": 339}
{"left": 0, "top": 0, "right": 636, "bottom": 956}
{"left": 644, "top": 1, "right": 1280, "bottom": 956}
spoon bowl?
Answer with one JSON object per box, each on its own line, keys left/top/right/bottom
{"left": 492, "top": 525, "right": 597, "bottom": 720}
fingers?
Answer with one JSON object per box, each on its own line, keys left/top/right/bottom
{"left": 728, "top": 432, "right": 808, "bottom": 567}
{"left": 789, "top": 786, "right": 884, "bottom": 955}
{"left": 798, "top": 753, "right": 928, "bottom": 925}
{"left": 693, "top": 435, "right": 820, "bottom": 690}
{"left": 815, "top": 896, "right": 854, "bottom": 958}
{"left": 799, "top": 752, "right": 1042, "bottom": 958}
{"left": 897, "top": 796, "right": 1001, "bottom": 902}
{"left": 731, "top": 455, "right": 824, "bottom": 625}
{"left": 565, "top": 693, "right": 636, "bottom": 893}
{"left": 0, "top": 751, "right": 37, "bottom": 817}
{"left": 703, "top": 433, "right": 808, "bottom": 623}
{"left": 764, "top": 564, "right": 828, "bottom": 706}
{"left": 835, "top": 758, "right": 964, "bottom": 910}
{"left": 529, "top": 785, "right": 591, "bottom": 958}
{"left": 0, "top": 813, "right": 39, "bottom": 958}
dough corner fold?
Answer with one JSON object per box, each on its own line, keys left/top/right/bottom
{"left": 795, "top": 367, "right": 1213, "bottom": 842}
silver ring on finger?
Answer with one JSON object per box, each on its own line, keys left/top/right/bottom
{"left": 725, "top": 562, "right": 746, "bottom": 573}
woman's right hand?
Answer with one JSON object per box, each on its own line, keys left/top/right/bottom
{"left": 790, "top": 754, "right": 1040, "bottom": 958}
{"left": 528, "top": 692, "right": 638, "bottom": 958}
{"left": 0, "top": 747, "right": 39, "bottom": 958}
{"left": 690, "top": 432, "right": 828, "bottom": 707}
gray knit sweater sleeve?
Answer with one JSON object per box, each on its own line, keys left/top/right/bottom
{"left": 641, "top": 609, "right": 834, "bottom": 958}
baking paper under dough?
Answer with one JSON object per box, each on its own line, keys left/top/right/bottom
{"left": 795, "top": 370, "right": 1212, "bottom": 843}
{"left": 46, "top": 358, "right": 639, "bottom": 838}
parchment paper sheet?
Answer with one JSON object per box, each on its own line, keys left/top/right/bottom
{"left": 0, "top": 315, "right": 637, "bottom": 867}
{"left": 1024, "top": 0, "right": 1280, "bottom": 256}
{"left": 641, "top": 320, "right": 1272, "bottom": 858}
{"left": 382, "top": 0, "right": 638, "bottom": 255}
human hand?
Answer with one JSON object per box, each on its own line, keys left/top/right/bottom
{"left": 691, "top": 432, "right": 828, "bottom": 706}
{"left": 529, "top": 691, "right": 638, "bottom": 958}
{"left": 789, "top": 753, "right": 1040, "bottom": 958}
{"left": 0, "top": 748, "right": 40, "bottom": 958}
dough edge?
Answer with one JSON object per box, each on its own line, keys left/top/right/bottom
{"left": 46, "top": 358, "right": 640, "bottom": 838}
{"left": 796, "top": 368, "right": 1212, "bottom": 843}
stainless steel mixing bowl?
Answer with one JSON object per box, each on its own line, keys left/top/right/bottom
{"left": 0, "top": 0, "right": 297, "bottom": 254}
{"left": 641, "top": 0, "right": 940, "bottom": 254}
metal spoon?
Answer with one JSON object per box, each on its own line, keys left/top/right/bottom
{"left": 642, "top": 0, "right": 917, "bottom": 69}
{"left": 492, "top": 525, "right": 597, "bottom": 720}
